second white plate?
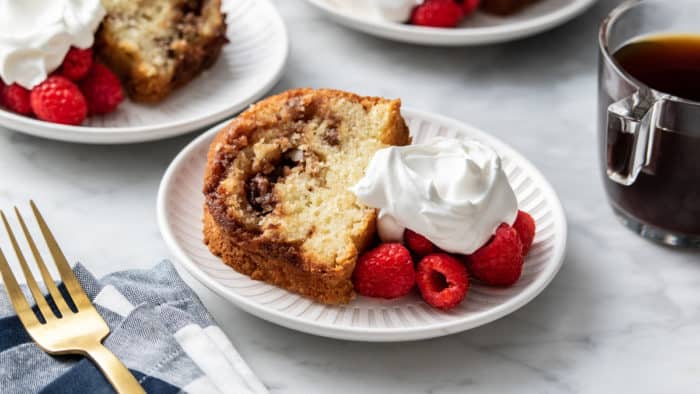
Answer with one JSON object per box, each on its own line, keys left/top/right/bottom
{"left": 157, "top": 108, "right": 567, "bottom": 341}
{"left": 305, "top": 0, "right": 598, "bottom": 46}
{"left": 0, "top": 0, "right": 288, "bottom": 144}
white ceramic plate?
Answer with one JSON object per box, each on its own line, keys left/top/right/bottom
{"left": 305, "top": 0, "right": 597, "bottom": 46}
{"left": 0, "top": 0, "right": 288, "bottom": 144}
{"left": 157, "top": 108, "right": 567, "bottom": 342}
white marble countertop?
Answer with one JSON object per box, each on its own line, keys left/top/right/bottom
{"left": 1, "top": 1, "right": 699, "bottom": 393}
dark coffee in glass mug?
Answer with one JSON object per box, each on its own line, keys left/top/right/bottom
{"left": 598, "top": 0, "right": 700, "bottom": 247}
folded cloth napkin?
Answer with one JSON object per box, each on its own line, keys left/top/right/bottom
{"left": 0, "top": 261, "right": 268, "bottom": 394}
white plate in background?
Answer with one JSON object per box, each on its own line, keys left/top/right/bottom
{"left": 305, "top": 0, "right": 598, "bottom": 46}
{"left": 0, "top": 0, "right": 288, "bottom": 144}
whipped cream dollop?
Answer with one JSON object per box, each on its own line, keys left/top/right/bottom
{"left": 0, "top": 0, "right": 106, "bottom": 88}
{"left": 350, "top": 137, "right": 518, "bottom": 255}
{"left": 332, "top": 0, "right": 421, "bottom": 23}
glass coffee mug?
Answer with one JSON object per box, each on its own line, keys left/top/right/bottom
{"left": 598, "top": 0, "right": 700, "bottom": 247}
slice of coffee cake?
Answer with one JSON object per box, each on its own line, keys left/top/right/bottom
{"left": 203, "top": 89, "right": 410, "bottom": 304}
{"left": 96, "top": 0, "right": 227, "bottom": 102}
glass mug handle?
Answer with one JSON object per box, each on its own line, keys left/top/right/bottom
{"left": 606, "top": 92, "right": 662, "bottom": 186}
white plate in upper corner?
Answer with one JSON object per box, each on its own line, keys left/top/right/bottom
{"left": 0, "top": 0, "right": 288, "bottom": 144}
{"left": 304, "top": 0, "right": 598, "bottom": 46}
{"left": 156, "top": 108, "right": 567, "bottom": 342}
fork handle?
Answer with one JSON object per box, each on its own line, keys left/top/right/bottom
{"left": 85, "top": 343, "right": 146, "bottom": 394}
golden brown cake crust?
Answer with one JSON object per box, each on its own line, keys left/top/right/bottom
{"left": 203, "top": 207, "right": 356, "bottom": 304}
{"left": 95, "top": 0, "right": 228, "bottom": 103}
{"left": 203, "top": 88, "right": 410, "bottom": 304}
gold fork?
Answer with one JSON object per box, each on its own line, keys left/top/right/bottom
{"left": 0, "top": 202, "right": 145, "bottom": 394}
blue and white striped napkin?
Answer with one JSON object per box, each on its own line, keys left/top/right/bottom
{"left": 0, "top": 261, "right": 268, "bottom": 394}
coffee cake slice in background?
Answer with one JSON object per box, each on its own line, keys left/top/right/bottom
{"left": 96, "top": 0, "right": 228, "bottom": 103}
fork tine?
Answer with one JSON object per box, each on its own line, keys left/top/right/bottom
{"left": 0, "top": 247, "right": 40, "bottom": 327}
{"left": 29, "top": 201, "right": 92, "bottom": 310}
{"left": 1, "top": 210, "right": 55, "bottom": 321}
{"left": 15, "top": 207, "right": 72, "bottom": 315}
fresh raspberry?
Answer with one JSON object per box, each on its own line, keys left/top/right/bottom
{"left": 513, "top": 210, "right": 536, "bottom": 256}
{"left": 468, "top": 224, "right": 524, "bottom": 286}
{"left": 416, "top": 254, "right": 469, "bottom": 310}
{"left": 30, "top": 76, "right": 87, "bottom": 125}
{"left": 353, "top": 243, "right": 415, "bottom": 299}
{"left": 404, "top": 229, "right": 437, "bottom": 256}
{"left": 59, "top": 47, "right": 93, "bottom": 81}
{"left": 410, "top": 0, "right": 463, "bottom": 28}
{"left": 1, "top": 83, "right": 32, "bottom": 115}
{"left": 79, "top": 63, "right": 124, "bottom": 115}
{"left": 457, "top": 0, "right": 481, "bottom": 15}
